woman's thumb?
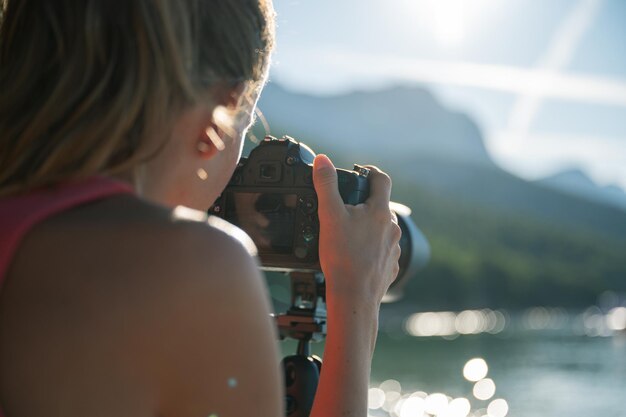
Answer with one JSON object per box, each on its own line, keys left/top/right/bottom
{"left": 313, "top": 154, "right": 344, "bottom": 215}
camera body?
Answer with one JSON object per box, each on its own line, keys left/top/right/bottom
{"left": 208, "top": 135, "right": 370, "bottom": 270}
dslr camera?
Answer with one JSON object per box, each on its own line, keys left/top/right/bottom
{"left": 209, "top": 135, "right": 430, "bottom": 417}
{"left": 208, "top": 135, "right": 429, "bottom": 301}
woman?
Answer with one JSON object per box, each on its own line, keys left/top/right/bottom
{"left": 0, "top": 1, "right": 401, "bottom": 416}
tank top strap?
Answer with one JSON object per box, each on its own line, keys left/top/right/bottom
{"left": 0, "top": 176, "right": 135, "bottom": 284}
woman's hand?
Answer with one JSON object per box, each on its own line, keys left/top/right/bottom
{"left": 312, "top": 154, "right": 401, "bottom": 312}
{"left": 309, "top": 153, "right": 401, "bottom": 417}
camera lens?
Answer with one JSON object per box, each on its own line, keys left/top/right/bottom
{"left": 383, "top": 202, "right": 431, "bottom": 303}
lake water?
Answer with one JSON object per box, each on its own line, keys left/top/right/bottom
{"left": 279, "top": 307, "right": 626, "bottom": 417}
{"left": 369, "top": 331, "right": 626, "bottom": 417}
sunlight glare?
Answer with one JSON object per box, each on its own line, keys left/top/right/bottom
{"left": 419, "top": 0, "right": 496, "bottom": 46}
{"left": 400, "top": 396, "right": 426, "bottom": 417}
{"left": 405, "top": 310, "right": 509, "bottom": 337}
{"left": 383, "top": 391, "right": 401, "bottom": 412}
{"left": 606, "top": 307, "right": 626, "bottom": 331}
{"left": 405, "top": 311, "right": 457, "bottom": 337}
{"left": 463, "top": 358, "right": 488, "bottom": 382}
{"left": 455, "top": 310, "right": 484, "bottom": 334}
{"left": 487, "top": 399, "right": 509, "bottom": 417}
{"left": 424, "top": 393, "right": 449, "bottom": 415}
{"left": 427, "top": 0, "right": 465, "bottom": 46}
{"left": 473, "top": 378, "right": 496, "bottom": 401}
{"left": 368, "top": 388, "right": 386, "bottom": 410}
{"left": 441, "top": 397, "right": 471, "bottom": 417}
{"left": 380, "top": 379, "right": 402, "bottom": 393}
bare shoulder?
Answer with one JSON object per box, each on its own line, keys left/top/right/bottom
{"left": 168, "top": 204, "right": 258, "bottom": 261}
{"left": 22, "top": 194, "right": 265, "bottom": 298}
{"left": 135, "top": 202, "right": 260, "bottom": 281}
{"left": 2, "top": 195, "right": 283, "bottom": 417}
{"left": 123, "top": 203, "right": 283, "bottom": 417}
{"left": 111, "top": 199, "right": 283, "bottom": 417}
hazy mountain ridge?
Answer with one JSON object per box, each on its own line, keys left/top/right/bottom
{"left": 389, "top": 157, "right": 626, "bottom": 241}
{"left": 259, "top": 83, "right": 492, "bottom": 167}
{"left": 537, "top": 169, "right": 626, "bottom": 211}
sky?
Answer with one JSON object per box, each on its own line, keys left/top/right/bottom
{"left": 268, "top": 0, "right": 626, "bottom": 189}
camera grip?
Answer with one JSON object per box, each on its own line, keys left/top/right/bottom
{"left": 336, "top": 168, "right": 369, "bottom": 205}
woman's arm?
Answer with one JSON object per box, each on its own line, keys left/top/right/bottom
{"left": 310, "top": 155, "right": 401, "bottom": 417}
{"left": 310, "top": 301, "right": 379, "bottom": 417}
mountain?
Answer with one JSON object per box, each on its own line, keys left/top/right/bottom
{"left": 255, "top": 82, "right": 626, "bottom": 309}
{"left": 257, "top": 83, "right": 492, "bottom": 167}
{"left": 537, "top": 169, "right": 626, "bottom": 211}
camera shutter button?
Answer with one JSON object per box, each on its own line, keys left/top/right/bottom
{"left": 353, "top": 164, "right": 370, "bottom": 177}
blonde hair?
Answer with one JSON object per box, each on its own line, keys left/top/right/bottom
{"left": 0, "top": 0, "right": 275, "bottom": 196}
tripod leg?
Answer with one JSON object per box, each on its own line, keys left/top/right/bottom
{"left": 282, "top": 355, "right": 320, "bottom": 417}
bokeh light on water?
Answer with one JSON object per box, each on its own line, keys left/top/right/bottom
{"left": 462, "top": 358, "right": 488, "bottom": 382}
{"left": 576, "top": 305, "right": 626, "bottom": 337}
{"left": 486, "top": 399, "right": 509, "bottom": 417}
{"left": 398, "top": 305, "right": 626, "bottom": 339}
{"left": 368, "top": 357, "right": 510, "bottom": 417}
{"left": 606, "top": 307, "right": 626, "bottom": 331}
{"left": 522, "top": 307, "right": 569, "bottom": 330}
{"left": 368, "top": 388, "right": 386, "bottom": 410}
{"left": 444, "top": 397, "right": 471, "bottom": 417}
{"left": 472, "top": 378, "right": 496, "bottom": 401}
{"left": 380, "top": 379, "right": 403, "bottom": 393}
{"left": 424, "top": 393, "right": 448, "bottom": 415}
{"left": 404, "top": 309, "right": 507, "bottom": 338}
{"left": 399, "top": 396, "right": 425, "bottom": 417}
{"left": 366, "top": 302, "right": 626, "bottom": 417}
{"left": 275, "top": 290, "right": 626, "bottom": 417}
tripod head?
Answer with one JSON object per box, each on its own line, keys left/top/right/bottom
{"left": 275, "top": 271, "right": 327, "bottom": 345}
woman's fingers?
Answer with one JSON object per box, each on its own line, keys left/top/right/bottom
{"left": 390, "top": 210, "right": 399, "bottom": 225}
{"left": 364, "top": 165, "right": 392, "bottom": 210}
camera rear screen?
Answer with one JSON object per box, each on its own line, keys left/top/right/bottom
{"left": 224, "top": 192, "right": 297, "bottom": 253}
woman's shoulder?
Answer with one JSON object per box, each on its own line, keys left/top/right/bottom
{"left": 119, "top": 198, "right": 265, "bottom": 300}
{"left": 13, "top": 192, "right": 266, "bottom": 310}
{"left": 30, "top": 192, "right": 258, "bottom": 277}
{"left": 50, "top": 193, "right": 266, "bottom": 310}
{"left": 100, "top": 198, "right": 282, "bottom": 416}
{"left": 1, "top": 194, "right": 282, "bottom": 416}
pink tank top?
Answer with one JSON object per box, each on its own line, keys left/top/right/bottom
{"left": 0, "top": 176, "right": 134, "bottom": 284}
{"left": 0, "top": 176, "right": 134, "bottom": 416}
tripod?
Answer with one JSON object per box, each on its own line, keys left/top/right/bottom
{"left": 275, "top": 271, "right": 327, "bottom": 417}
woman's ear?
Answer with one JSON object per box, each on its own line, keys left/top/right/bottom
{"left": 196, "top": 123, "right": 224, "bottom": 161}
{"left": 193, "top": 81, "right": 247, "bottom": 161}
{"left": 196, "top": 138, "right": 219, "bottom": 161}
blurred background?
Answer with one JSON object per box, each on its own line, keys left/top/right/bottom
{"left": 252, "top": 1, "right": 626, "bottom": 416}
